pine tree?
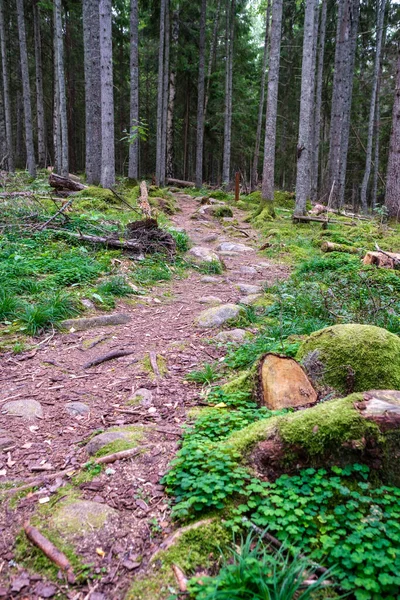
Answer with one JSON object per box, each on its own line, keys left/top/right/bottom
{"left": 99, "top": 0, "right": 115, "bottom": 187}
{"left": 385, "top": 49, "right": 400, "bottom": 219}
{"left": 0, "top": 0, "right": 13, "bottom": 171}
{"left": 16, "top": 0, "right": 36, "bottom": 177}
{"left": 195, "top": 0, "right": 207, "bottom": 188}
{"left": 222, "top": 0, "right": 235, "bottom": 187}
{"left": 129, "top": 0, "right": 139, "bottom": 181}
{"left": 33, "top": 0, "right": 46, "bottom": 167}
{"left": 54, "top": 0, "right": 69, "bottom": 176}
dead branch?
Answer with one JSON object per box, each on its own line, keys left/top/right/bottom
{"left": 109, "top": 187, "right": 142, "bottom": 215}
{"left": 171, "top": 564, "right": 188, "bottom": 592}
{"left": 49, "top": 173, "right": 86, "bottom": 192}
{"left": 52, "top": 229, "right": 142, "bottom": 251}
{"left": 24, "top": 522, "right": 75, "bottom": 583}
{"left": 0, "top": 191, "right": 35, "bottom": 198}
{"left": 293, "top": 215, "right": 355, "bottom": 226}
{"left": 139, "top": 181, "right": 152, "bottom": 218}
{"left": 375, "top": 243, "right": 400, "bottom": 266}
{"left": 149, "top": 351, "right": 161, "bottom": 378}
{"left": 35, "top": 198, "right": 74, "bottom": 231}
{"left": 83, "top": 349, "right": 136, "bottom": 369}
{"left": 96, "top": 447, "right": 140, "bottom": 464}
{"left": 167, "top": 177, "right": 195, "bottom": 188}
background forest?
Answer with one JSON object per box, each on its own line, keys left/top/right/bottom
{"left": 0, "top": 0, "right": 399, "bottom": 213}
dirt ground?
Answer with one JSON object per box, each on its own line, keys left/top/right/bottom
{"left": 0, "top": 193, "right": 288, "bottom": 599}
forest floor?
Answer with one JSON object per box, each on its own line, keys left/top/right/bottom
{"left": 0, "top": 191, "right": 288, "bottom": 599}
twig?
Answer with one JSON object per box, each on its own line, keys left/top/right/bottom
{"left": 35, "top": 197, "right": 74, "bottom": 231}
{"left": 95, "top": 447, "right": 140, "bottom": 464}
{"left": 109, "top": 187, "right": 142, "bottom": 214}
{"left": 24, "top": 522, "right": 75, "bottom": 583}
{"left": 171, "top": 564, "right": 188, "bottom": 592}
{"left": 149, "top": 351, "right": 161, "bottom": 378}
{"left": 83, "top": 349, "right": 136, "bottom": 369}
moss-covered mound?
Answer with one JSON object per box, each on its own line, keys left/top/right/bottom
{"left": 297, "top": 324, "right": 400, "bottom": 393}
{"left": 74, "top": 186, "right": 118, "bottom": 211}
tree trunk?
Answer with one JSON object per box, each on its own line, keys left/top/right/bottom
{"left": 360, "top": 0, "right": 386, "bottom": 213}
{"left": 160, "top": 0, "right": 170, "bottom": 187}
{"left": 33, "top": 1, "right": 46, "bottom": 168}
{"left": 0, "top": 0, "right": 13, "bottom": 171}
{"left": 294, "top": 0, "right": 318, "bottom": 216}
{"left": 166, "top": 6, "right": 180, "bottom": 179}
{"left": 204, "top": 0, "right": 221, "bottom": 118}
{"left": 0, "top": 75, "right": 6, "bottom": 167}
{"left": 156, "top": 0, "right": 167, "bottom": 186}
{"left": 99, "top": 0, "right": 115, "bottom": 188}
{"left": 82, "top": 0, "right": 102, "bottom": 185}
{"left": 53, "top": 12, "right": 61, "bottom": 175}
{"left": 54, "top": 0, "right": 69, "bottom": 176}
{"left": 326, "top": 0, "right": 360, "bottom": 208}
{"left": 251, "top": 0, "right": 271, "bottom": 191}
{"left": 261, "top": 0, "right": 283, "bottom": 205}
{"left": 16, "top": 0, "right": 36, "bottom": 177}
{"left": 222, "top": 0, "right": 235, "bottom": 187}
{"left": 385, "top": 49, "right": 400, "bottom": 220}
{"left": 128, "top": 0, "right": 139, "bottom": 180}
{"left": 195, "top": 0, "right": 207, "bottom": 188}
{"left": 311, "top": 0, "right": 327, "bottom": 203}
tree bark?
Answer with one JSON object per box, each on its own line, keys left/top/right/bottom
{"left": 99, "top": 0, "right": 115, "bottom": 187}
{"left": 16, "top": 0, "right": 36, "bottom": 177}
{"left": 204, "top": 0, "right": 221, "bottom": 118}
{"left": 222, "top": 0, "right": 235, "bottom": 187}
{"left": 385, "top": 49, "right": 400, "bottom": 220}
{"left": 156, "top": 0, "right": 167, "bottom": 186}
{"left": 251, "top": 0, "right": 271, "bottom": 191}
{"left": 53, "top": 12, "right": 61, "bottom": 175}
{"left": 128, "top": 0, "right": 139, "bottom": 180}
{"left": 166, "top": 5, "right": 180, "bottom": 179}
{"left": 261, "top": 0, "right": 283, "bottom": 204}
{"left": 160, "top": 0, "right": 170, "bottom": 187}
{"left": 195, "top": 0, "right": 207, "bottom": 188}
{"left": 326, "top": 0, "right": 360, "bottom": 208}
{"left": 311, "top": 0, "right": 327, "bottom": 203}
{"left": 83, "top": 0, "right": 102, "bottom": 185}
{"left": 294, "top": 0, "right": 318, "bottom": 216}
{"left": 0, "top": 0, "right": 13, "bottom": 171}
{"left": 360, "top": 0, "right": 386, "bottom": 213}
{"left": 54, "top": 0, "right": 69, "bottom": 176}
{"left": 33, "top": 1, "right": 46, "bottom": 167}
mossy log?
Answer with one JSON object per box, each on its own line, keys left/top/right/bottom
{"left": 320, "top": 241, "right": 359, "bottom": 254}
{"left": 247, "top": 390, "right": 400, "bottom": 484}
{"left": 363, "top": 250, "right": 400, "bottom": 269}
{"left": 49, "top": 173, "right": 86, "bottom": 192}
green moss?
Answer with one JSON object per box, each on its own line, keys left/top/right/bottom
{"left": 74, "top": 186, "right": 117, "bottom": 211}
{"left": 278, "top": 393, "right": 377, "bottom": 456}
{"left": 141, "top": 353, "right": 168, "bottom": 379}
{"left": 126, "top": 520, "right": 230, "bottom": 600}
{"left": 297, "top": 324, "right": 400, "bottom": 393}
{"left": 252, "top": 205, "right": 276, "bottom": 227}
{"left": 51, "top": 499, "right": 115, "bottom": 534}
{"left": 212, "top": 205, "right": 233, "bottom": 218}
{"left": 227, "top": 418, "right": 278, "bottom": 455}
{"left": 222, "top": 369, "right": 255, "bottom": 395}
{"left": 94, "top": 438, "right": 138, "bottom": 457}
{"left": 274, "top": 190, "right": 295, "bottom": 209}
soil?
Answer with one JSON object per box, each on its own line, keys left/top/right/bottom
{"left": 0, "top": 193, "right": 288, "bottom": 599}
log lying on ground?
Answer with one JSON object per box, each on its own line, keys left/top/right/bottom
{"left": 244, "top": 390, "right": 400, "bottom": 484}
{"left": 49, "top": 173, "right": 86, "bottom": 192}
{"left": 321, "top": 241, "right": 360, "bottom": 254}
{"left": 0, "top": 191, "right": 35, "bottom": 198}
{"left": 167, "top": 177, "right": 195, "bottom": 188}
{"left": 293, "top": 215, "right": 355, "bottom": 226}
{"left": 363, "top": 250, "right": 400, "bottom": 269}
{"left": 24, "top": 522, "right": 75, "bottom": 583}
{"left": 53, "top": 229, "right": 142, "bottom": 251}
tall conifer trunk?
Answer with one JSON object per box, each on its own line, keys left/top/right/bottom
{"left": 16, "top": 0, "right": 36, "bottom": 177}
{"left": 83, "top": 0, "right": 102, "bottom": 185}
{"left": 195, "top": 0, "right": 207, "bottom": 188}
{"left": 166, "top": 5, "right": 180, "bottom": 179}
{"left": 311, "top": 0, "right": 327, "bottom": 202}
{"left": 385, "top": 50, "right": 400, "bottom": 219}
{"left": 129, "top": 0, "right": 139, "bottom": 180}
{"left": 54, "top": 0, "right": 69, "bottom": 176}
{"left": 33, "top": 0, "right": 46, "bottom": 167}
{"left": 222, "top": 0, "right": 235, "bottom": 187}
{"left": 99, "top": 0, "right": 115, "bottom": 187}
{"left": 0, "top": 0, "right": 14, "bottom": 171}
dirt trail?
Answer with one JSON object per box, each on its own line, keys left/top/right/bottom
{"left": 0, "top": 193, "right": 288, "bottom": 599}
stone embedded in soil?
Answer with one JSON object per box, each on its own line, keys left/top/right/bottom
{"left": 202, "top": 234, "right": 219, "bottom": 243}
{"left": 65, "top": 402, "right": 90, "bottom": 416}
{"left": 189, "top": 245, "right": 221, "bottom": 264}
{"left": 196, "top": 304, "right": 243, "bottom": 328}
{"left": 201, "top": 275, "right": 221, "bottom": 283}
{"left": 260, "top": 353, "right": 317, "bottom": 410}
{"left": 2, "top": 399, "right": 43, "bottom": 419}
{"left": 81, "top": 298, "right": 95, "bottom": 310}
{"left": 130, "top": 388, "right": 153, "bottom": 406}
{"left": 240, "top": 293, "right": 263, "bottom": 305}
{"left": 214, "top": 329, "right": 247, "bottom": 344}
{"left": 61, "top": 312, "right": 131, "bottom": 331}
{"left": 235, "top": 282, "right": 263, "bottom": 295}
{"left": 86, "top": 430, "right": 137, "bottom": 455}
{"left": 0, "top": 428, "right": 14, "bottom": 450}
{"left": 239, "top": 266, "right": 258, "bottom": 277}
{"left": 199, "top": 296, "right": 222, "bottom": 305}
{"left": 51, "top": 500, "right": 116, "bottom": 534}
{"left": 216, "top": 242, "right": 254, "bottom": 253}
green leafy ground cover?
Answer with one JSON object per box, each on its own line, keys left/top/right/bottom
{"left": 159, "top": 195, "right": 400, "bottom": 600}
{"left": 0, "top": 172, "right": 190, "bottom": 344}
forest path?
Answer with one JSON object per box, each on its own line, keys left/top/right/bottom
{"left": 0, "top": 193, "right": 288, "bottom": 599}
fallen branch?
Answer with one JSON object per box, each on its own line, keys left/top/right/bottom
{"left": 95, "top": 447, "right": 140, "bottom": 464}
{"left": 171, "top": 564, "right": 188, "bottom": 592}
{"left": 83, "top": 349, "right": 136, "bottom": 369}
{"left": 49, "top": 173, "right": 86, "bottom": 192}
{"left": 167, "top": 177, "right": 195, "bottom": 188}
{"left": 35, "top": 197, "right": 74, "bottom": 231}
{"left": 293, "top": 215, "right": 355, "bottom": 226}
{"left": 24, "top": 522, "right": 75, "bottom": 583}
{"left": 109, "top": 187, "right": 142, "bottom": 215}
{"left": 149, "top": 351, "right": 161, "bottom": 378}
{"left": 52, "top": 229, "right": 142, "bottom": 251}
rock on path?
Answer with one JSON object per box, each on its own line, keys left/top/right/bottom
{"left": 196, "top": 304, "right": 243, "bottom": 328}
{"left": 2, "top": 399, "right": 43, "bottom": 419}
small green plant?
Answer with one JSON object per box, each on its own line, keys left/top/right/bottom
{"left": 198, "top": 260, "right": 224, "bottom": 275}
{"left": 132, "top": 256, "right": 172, "bottom": 285}
{"left": 18, "top": 293, "right": 78, "bottom": 335}
{"left": 96, "top": 275, "right": 136, "bottom": 297}
{"left": 186, "top": 363, "right": 220, "bottom": 385}
{"left": 0, "top": 289, "right": 20, "bottom": 321}
{"left": 189, "top": 531, "right": 336, "bottom": 600}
